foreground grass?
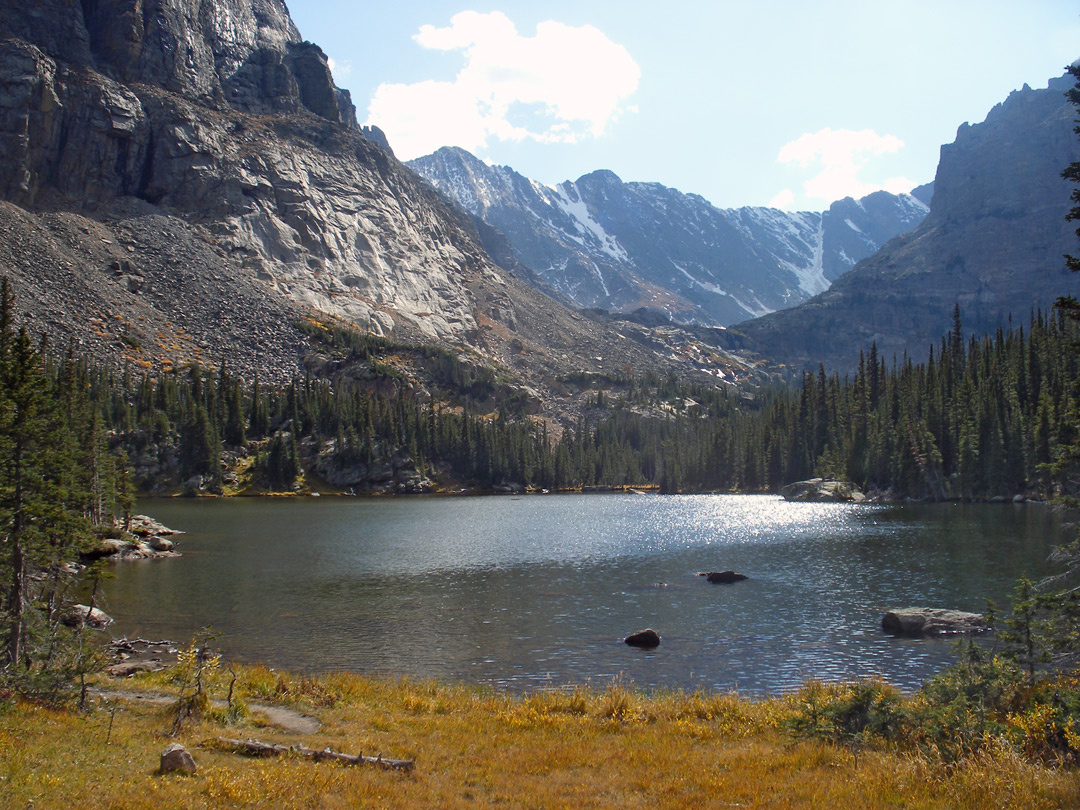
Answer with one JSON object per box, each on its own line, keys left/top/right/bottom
{"left": 2, "top": 667, "right": 1079, "bottom": 809}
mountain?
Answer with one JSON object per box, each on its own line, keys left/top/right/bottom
{"left": 0, "top": 0, "right": 751, "bottom": 397}
{"left": 735, "top": 73, "right": 1080, "bottom": 372}
{"left": 408, "top": 147, "right": 929, "bottom": 325}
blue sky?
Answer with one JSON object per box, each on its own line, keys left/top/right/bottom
{"left": 285, "top": 1, "right": 1079, "bottom": 212}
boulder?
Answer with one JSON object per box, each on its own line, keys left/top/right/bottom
{"left": 781, "top": 478, "right": 865, "bottom": 503}
{"left": 624, "top": 629, "right": 661, "bottom": 648}
{"left": 146, "top": 535, "right": 175, "bottom": 552}
{"left": 61, "top": 604, "right": 113, "bottom": 629}
{"left": 128, "top": 515, "right": 181, "bottom": 536}
{"left": 881, "top": 608, "right": 988, "bottom": 637}
{"left": 160, "top": 743, "right": 197, "bottom": 775}
{"left": 699, "top": 570, "right": 748, "bottom": 584}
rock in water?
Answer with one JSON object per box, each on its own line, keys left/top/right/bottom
{"left": 146, "top": 535, "right": 175, "bottom": 552}
{"left": 780, "top": 478, "right": 865, "bottom": 502}
{"left": 160, "top": 743, "right": 197, "bottom": 775}
{"left": 700, "top": 570, "right": 748, "bottom": 584}
{"left": 624, "top": 629, "right": 661, "bottom": 648}
{"left": 61, "top": 604, "right": 113, "bottom": 629}
{"left": 881, "top": 608, "right": 987, "bottom": 637}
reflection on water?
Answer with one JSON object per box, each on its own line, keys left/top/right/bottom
{"left": 105, "top": 494, "right": 1069, "bottom": 695}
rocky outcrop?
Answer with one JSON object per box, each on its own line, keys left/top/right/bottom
{"left": 312, "top": 445, "right": 433, "bottom": 494}
{"left": 88, "top": 515, "right": 183, "bottom": 560}
{"left": 737, "top": 73, "right": 1080, "bottom": 372}
{"left": 5, "top": 0, "right": 352, "bottom": 128}
{"left": 881, "top": 608, "right": 988, "bottom": 637}
{"left": 780, "top": 478, "right": 865, "bottom": 503}
{"left": 624, "top": 629, "right": 661, "bottom": 648}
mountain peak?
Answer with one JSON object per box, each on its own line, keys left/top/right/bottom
{"left": 409, "top": 147, "right": 929, "bottom": 326}
{"left": 737, "top": 70, "right": 1080, "bottom": 372}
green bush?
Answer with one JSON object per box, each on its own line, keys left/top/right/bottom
{"left": 787, "top": 678, "right": 904, "bottom": 747}
{"left": 909, "top": 641, "right": 1025, "bottom": 759}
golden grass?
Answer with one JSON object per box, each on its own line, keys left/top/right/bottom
{"left": 2, "top": 667, "right": 1079, "bottom": 809}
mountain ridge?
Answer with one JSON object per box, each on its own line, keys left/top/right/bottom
{"left": 408, "top": 146, "right": 929, "bottom": 326}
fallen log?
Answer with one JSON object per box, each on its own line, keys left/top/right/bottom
{"left": 215, "top": 737, "right": 414, "bottom": 772}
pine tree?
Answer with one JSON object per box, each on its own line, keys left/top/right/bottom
{"left": 0, "top": 281, "right": 91, "bottom": 687}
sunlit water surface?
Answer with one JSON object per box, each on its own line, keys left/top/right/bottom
{"left": 105, "top": 494, "right": 1069, "bottom": 694}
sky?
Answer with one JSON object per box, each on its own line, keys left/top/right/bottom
{"left": 285, "top": 1, "right": 1080, "bottom": 212}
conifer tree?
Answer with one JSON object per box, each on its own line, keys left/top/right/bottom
{"left": 0, "top": 281, "right": 91, "bottom": 687}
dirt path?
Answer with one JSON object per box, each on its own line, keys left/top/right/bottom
{"left": 88, "top": 687, "right": 321, "bottom": 736}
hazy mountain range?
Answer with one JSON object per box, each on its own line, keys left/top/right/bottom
{"left": 409, "top": 148, "right": 931, "bottom": 326}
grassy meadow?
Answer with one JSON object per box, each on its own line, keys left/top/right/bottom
{"left": 3, "top": 664, "right": 1080, "bottom": 809}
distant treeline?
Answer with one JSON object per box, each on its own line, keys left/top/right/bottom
{"left": 30, "top": 302, "right": 1074, "bottom": 501}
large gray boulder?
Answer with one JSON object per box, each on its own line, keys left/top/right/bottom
{"left": 881, "top": 608, "right": 987, "bottom": 637}
{"left": 781, "top": 478, "right": 865, "bottom": 503}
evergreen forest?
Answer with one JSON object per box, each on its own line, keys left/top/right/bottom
{"left": 67, "top": 309, "right": 1080, "bottom": 501}
{"left": 2, "top": 297, "right": 1079, "bottom": 504}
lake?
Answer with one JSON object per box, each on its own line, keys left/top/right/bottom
{"left": 104, "top": 494, "right": 1071, "bottom": 695}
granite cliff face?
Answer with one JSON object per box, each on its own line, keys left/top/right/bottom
{"left": 0, "top": 0, "right": 751, "bottom": 392}
{"left": 409, "top": 147, "right": 928, "bottom": 326}
{"left": 736, "top": 74, "right": 1080, "bottom": 372}
{"left": 0, "top": 0, "right": 481, "bottom": 341}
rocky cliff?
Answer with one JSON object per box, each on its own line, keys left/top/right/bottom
{"left": 0, "top": 0, "right": 751, "bottom": 393}
{"left": 736, "top": 74, "right": 1080, "bottom": 372}
{"left": 409, "top": 147, "right": 928, "bottom": 326}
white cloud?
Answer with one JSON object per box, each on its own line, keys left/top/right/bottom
{"left": 326, "top": 57, "right": 353, "bottom": 84}
{"left": 767, "top": 188, "right": 796, "bottom": 210}
{"left": 365, "top": 11, "right": 641, "bottom": 160}
{"left": 777, "top": 128, "right": 907, "bottom": 204}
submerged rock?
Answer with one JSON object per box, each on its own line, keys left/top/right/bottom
{"left": 624, "top": 629, "right": 661, "bottom": 648}
{"left": 881, "top": 608, "right": 987, "bottom": 637}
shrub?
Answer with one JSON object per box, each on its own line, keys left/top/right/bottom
{"left": 910, "top": 641, "right": 1025, "bottom": 759}
{"left": 787, "top": 679, "right": 904, "bottom": 747}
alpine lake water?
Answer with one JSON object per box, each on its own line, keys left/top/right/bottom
{"left": 105, "top": 494, "right": 1072, "bottom": 696}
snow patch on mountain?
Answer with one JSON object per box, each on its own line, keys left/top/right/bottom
{"left": 789, "top": 215, "right": 828, "bottom": 296}
{"left": 553, "top": 184, "right": 629, "bottom": 262}
{"left": 672, "top": 260, "right": 774, "bottom": 318}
